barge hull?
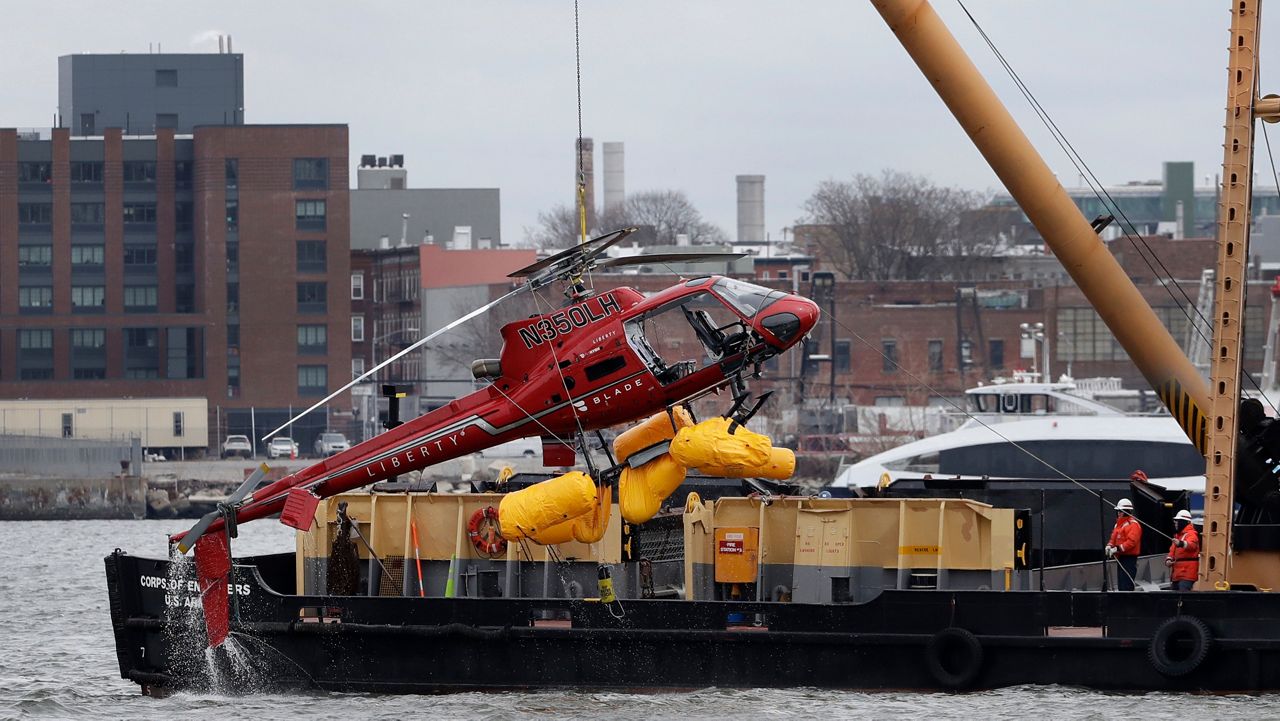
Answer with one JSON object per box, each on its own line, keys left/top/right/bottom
{"left": 106, "top": 551, "right": 1280, "bottom": 693}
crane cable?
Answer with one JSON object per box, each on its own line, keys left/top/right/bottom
{"left": 575, "top": 0, "right": 588, "bottom": 247}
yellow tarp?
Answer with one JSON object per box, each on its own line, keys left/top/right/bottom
{"left": 613, "top": 407, "right": 693, "bottom": 461}
{"left": 619, "top": 453, "right": 688, "bottom": 524}
{"left": 498, "top": 471, "right": 596, "bottom": 540}
{"left": 670, "top": 416, "right": 796, "bottom": 480}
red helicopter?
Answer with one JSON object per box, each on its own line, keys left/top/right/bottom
{"left": 174, "top": 228, "right": 819, "bottom": 643}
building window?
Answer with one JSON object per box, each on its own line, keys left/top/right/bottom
{"left": 296, "top": 240, "right": 326, "bottom": 273}
{"left": 123, "top": 245, "right": 158, "bottom": 267}
{"left": 227, "top": 282, "right": 240, "bottom": 314}
{"left": 352, "top": 357, "right": 366, "bottom": 379}
{"left": 71, "top": 245, "right": 105, "bottom": 266}
{"left": 19, "top": 286, "right": 53, "bottom": 313}
{"left": 989, "top": 339, "right": 1005, "bottom": 369}
{"left": 19, "top": 329, "right": 52, "bottom": 349}
{"left": 155, "top": 69, "right": 178, "bottom": 87}
{"left": 928, "top": 339, "right": 944, "bottom": 374}
{"left": 124, "top": 327, "right": 159, "bottom": 379}
{"left": 173, "top": 411, "right": 184, "bottom": 437}
{"left": 293, "top": 158, "right": 329, "bottom": 190}
{"left": 298, "top": 365, "right": 328, "bottom": 396}
{"left": 70, "top": 161, "right": 103, "bottom": 183}
{"left": 834, "top": 339, "right": 851, "bottom": 372}
{"left": 123, "top": 285, "right": 158, "bottom": 312}
{"left": 166, "top": 327, "right": 201, "bottom": 379}
{"left": 174, "top": 161, "right": 193, "bottom": 189}
{"left": 18, "top": 245, "right": 52, "bottom": 267}
{"left": 71, "top": 285, "right": 105, "bottom": 312}
{"left": 18, "top": 162, "right": 52, "bottom": 184}
{"left": 351, "top": 315, "right": 365, "bottom": 342}
{"left": 155, "top": 113, "right": 178, "bottom": 130}
{"left": 175, "top": 244, "right": 194, "bottom": 273}
{"left": 175, "top": 201, "right": 193, "bottom": 231}
{"left": 297, "top": 282, "right": 327, "bottom": 313}
{"left": 176, "top": 284, "right": 195, "bottom": 313}
{"left": 125, "top": 328, "right": 157, "bottom": 349}
{"left": 227, "top": 323, "right": 240, "bottom": 350}
{"left": 225, "top": 158, "right": 239, "bottom": 189}
{"left": 71, "top": 329, "right": 105, "bottom": 349}
{"left": 18, "top": 203, "right": 52, "bottom": 224}
{"left": 79, "top": 113, "right": 95, "bottom": 134}
{"left": 71, "top": 202, "right": 105, "bottom": 225}
{"left": 297, "top": 324, "right": 328, "bottom": 355}
{"left": 882, "top": 339, "right": 898, "bottom": 374}
{"left": 295, "top": 199, "right": 326, "bottom": 230}
{"left": 123, "top": 203, "right": 157, "bottom": 224}
{"left": 225, "top": 200, "right": 239, "bottom": 231}
{"left": 351, "top": 272, "right": 365, "bottom": 300}
{"left": 19, "top": 329, "right": 53, "bottom": 380}
{"left": 71, "top": 328, "right": 106, "bottom": 380}
{"left": 122, "top": 161, "right": 157, "bottom": 183}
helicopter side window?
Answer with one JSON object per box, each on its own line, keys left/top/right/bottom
{"left": 624, "top": 291, "right": 745, "bottom": 386}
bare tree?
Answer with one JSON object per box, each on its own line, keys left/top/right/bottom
{"left": 525, "top": 189, "right": 729, "bottom": 249}
{"left": 799, "top": 171, "right": 1000, "bottom": 280}
{"left": 602, "top": 190, "right": 728, "bottom": 246}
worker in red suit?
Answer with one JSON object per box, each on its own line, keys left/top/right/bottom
{"left": 1105, "top": 498, "right": 1142, "bottom": 591}
{"left": 1165, "top": 509, "right": 1199, "bottom": 592}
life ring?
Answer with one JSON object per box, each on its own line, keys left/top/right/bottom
{"left": 467, "top": 506, "right": 507, "bottom": 558}
{"left": 925, "top": 627, "right": 984, "bottom": 689}
{"left": 1148, "top": 615, "right": 1212, "bottom": 677}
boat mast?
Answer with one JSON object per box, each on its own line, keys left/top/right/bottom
{"left": 870, "top": 0, "right": 1211, "bottom": 452}
{"left": 1203, "top": 0, "right": 1280, "bottom": 589}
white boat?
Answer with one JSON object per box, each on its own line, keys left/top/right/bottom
{"left": 829, "top": 376, "right": 1207, "bottom": 500}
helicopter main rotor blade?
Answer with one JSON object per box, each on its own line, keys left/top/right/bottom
{"left": 507, "top": 227, "right": 636, "bottom": 280}
{"left": 175, "top": 464, "right": 269, "bottom": 553}
{"left": 596, "top": 252, "right": 747, "bottom": 269}
{"left": 260, "top": 284, "right": 527, "bottom": 443}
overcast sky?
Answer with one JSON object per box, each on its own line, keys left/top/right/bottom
{"left": 0, "top": 1, "right": 1257, "bottom": 244}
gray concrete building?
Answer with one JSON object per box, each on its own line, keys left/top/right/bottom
{"left": 59, "top": 53, "right": 244, "bottom": 135}
{"left": 351, "top": 154, "right": 500, "bottom": 250}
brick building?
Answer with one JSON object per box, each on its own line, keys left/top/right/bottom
{"left": 0, "top": 124, "right": 351, "bottom": 453}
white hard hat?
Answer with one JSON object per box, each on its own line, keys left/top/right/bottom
{"left": 1175, "top": 509, "right": 1193, "bottom": 522}
{"left": 1115, "top": 498, "right": 1134, "bottom": 511}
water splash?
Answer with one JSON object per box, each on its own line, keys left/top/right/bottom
{"left": 162, "top": 551, "right": 268, "bottom": 693}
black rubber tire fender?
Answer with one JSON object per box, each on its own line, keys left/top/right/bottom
{"left": 1148, "top": 615, "right": 1212, "bottom": 678}
{"left": 925, "top": 627, "right": 984, "bottom": 690}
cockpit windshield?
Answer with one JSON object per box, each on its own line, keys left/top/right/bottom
{"left": 712, "top": 277, "right": 786, "bottom": 318}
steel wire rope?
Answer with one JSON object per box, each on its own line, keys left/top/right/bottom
{"left": 824, "top": 310, "right": 1178, "bottom": 543}
{"left": 956, "top": 1, "right": 1280, "bottom": 414}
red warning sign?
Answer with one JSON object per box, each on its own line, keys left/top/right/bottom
{"left": 718, "top": 539, "right": 744, "bottom": 554}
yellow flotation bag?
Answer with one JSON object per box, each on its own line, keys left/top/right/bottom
{"left": 498, "top": 470, "right": 612, "bottom": 545}
{"left": 613, "top": 407, "right": 693, "bottom": 461}
{"left": 670, "top": 416, "right": 796, "bottom": 480}
{"left": 619, "top": 453, "right": 688, "bottom": 524}
{"left": 498, "top": 471, "right": 596, "bottom": 541}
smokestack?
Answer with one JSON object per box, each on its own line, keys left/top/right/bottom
{"left": 227, "top": 36, "right": 233, "bottom": 53}
{"left": 602, "top": 142, "right": 625, "bottom": 214}
{"left": 399, "top": 213, "right": 409, "bottom": 247}
{"left": 575, "top": 138, "right": 596, "bottom": 232}
{"left": 379, "top": 235, "right": 390, "bottom": 250}
{"left": 218, "top": 36, "right": 224, "bottom": 53}
{"left": 736, "top": 175, "right": 765, "bottom": 244}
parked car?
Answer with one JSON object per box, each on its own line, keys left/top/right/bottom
{"left": 314, "top": 432, "right": 351, "bottom": 457}
{"left": 267, "top": 437, "right": 299, "bottom": 459}
{"left": 478, "top": 437, "right": 540, "bottom": 459}
{"left": 221, "top": 435, "right": 253, "bottom": 459}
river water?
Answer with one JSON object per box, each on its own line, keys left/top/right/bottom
{"left": 1, "top": 519, "right": 1277, "bottom": 720}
